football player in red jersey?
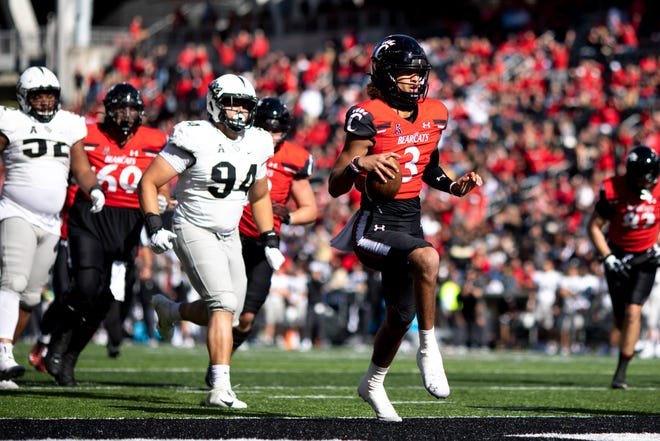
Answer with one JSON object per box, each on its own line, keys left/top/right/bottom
{"left": 43, "top": 83, "right": 168, "bottom": 386}
{"left": 328, "top": 34, "right": 482, "bottom": 422}
{"left": 588, "top": 145, "right": 660, "bottom": 390}
{"left": 150, "top": 97, "right": 317, "bottom": 358}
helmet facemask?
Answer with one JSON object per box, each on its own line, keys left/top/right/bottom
{"left": 26, "top": 89, "right": 60, "bottom": 122}
{"left": 16, "top": 66, "right": 61, "bottom": 123}
{"left": 106, "top": 105, "right": 142, "bottom": 136}
{"left": 103, "top": 83, "right": 144, "bottom": 139}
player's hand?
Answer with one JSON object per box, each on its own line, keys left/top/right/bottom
{"left": 603, "top": 254, "right": 629, "bottom": 278}
{"left": 260, "top": 229, "right": 285, "bottom": 270}
{"left": 451, "top": 171, "right": 483, "bottom": 197}
{"left": 272, "top": 202, "right": 291, "bottom": 224}
{"left": 157, "top": 194, "right": 169, "bottom": 214}
{"left": 648, "top": 244, "right": 660, "bottom": 266}
{"left": 89, "top": 187, "right": 105, "bottom": 213}
{"left": 265, "top": 246, "right": 286, "bottom": 271}
{"left": 149, "top": 229, "right": 177, "bottom": 254}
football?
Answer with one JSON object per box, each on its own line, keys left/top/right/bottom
{"left": 365, "top": 157, "right": 402, "bottom": 202}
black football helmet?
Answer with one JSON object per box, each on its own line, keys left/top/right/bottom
{"left": 625, "top": 145, "right": 660, "bottom": 198}
{"left": 103, "top": 83, "right": 144, "bottom": 137}
{"left": 254, "top": 97, "right": 292, "bottom": 143}
{"left": 370, "top": 34, "right": 431, "bottom": 110}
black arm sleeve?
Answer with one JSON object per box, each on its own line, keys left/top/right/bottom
{"left": 422, "top": 149, "right": 454, "bottom": 193}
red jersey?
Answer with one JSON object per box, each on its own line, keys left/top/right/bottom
{"left": 239, "top": 139, "right": 313, "bottom": 239}
{"left": 344, "top": 98, "right": 448, "bottom": 199}
{"left": 83, "top": 124, "right": 166, "bottom": 209}
{"left": 59, "top": 184, "right": 79, "bottom": 239}
{"left": 599, "top": 175, "right": 660, "bottom": 252}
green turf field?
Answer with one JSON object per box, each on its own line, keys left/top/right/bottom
{"left": 2, "top": 341, "right": 659, "bottom": 419}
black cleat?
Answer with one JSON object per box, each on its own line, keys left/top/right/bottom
{"left": 54, "top": 353, "right": 78, "bottom": 387}
{"left": 107, "top": 345, "right": 121, "bottom": 359}
{"left": 45, "top": 329, "right": 73, "bottom": 377}
{"left": 611, "top": 380, "right": 628, "bottom": 390}
{"left": 44, "top": 352, "right": 63, "bottom": 377}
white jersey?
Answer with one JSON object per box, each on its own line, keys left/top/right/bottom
{"left": 0, "top": 106, "right": 87, "bottom": 234}
{"left": 161, "top": 120, "right": 274, "bottom": 235}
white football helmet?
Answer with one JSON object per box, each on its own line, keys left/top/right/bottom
{"left": 16, "top": 66, "right": 61, "bottom": 122}
{"left": 206, "top": 74, "right": 257, "bottom": 132}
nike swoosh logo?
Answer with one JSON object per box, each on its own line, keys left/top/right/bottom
{"left": 221, "top": 399, "right": 235, "bottom": 407}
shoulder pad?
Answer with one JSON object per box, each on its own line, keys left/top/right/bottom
{"left": 168, "top": 120, "right": 210, "bottom": 154}
{"left": 246, "top": 126, "right": 275, "bottom": 160}
{"left": 344, "top": 105, "right": 376, "bottom": 138}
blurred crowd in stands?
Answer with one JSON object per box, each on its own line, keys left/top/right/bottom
{"left": 14, "top": 2, "right": 660, "bottom": 358}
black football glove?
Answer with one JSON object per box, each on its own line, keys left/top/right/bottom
{"left": 272, "top": 202, "right": 291, "bottom": 224}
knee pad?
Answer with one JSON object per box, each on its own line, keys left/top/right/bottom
{"left": 19, "top": 290, "right": 41, "bottom": 310}
{"left": 207, "top": 291, "right": 238, "bottom": 315}
{"left": 6, "top": 274, "right": 28, "bottom": 295}
{"left": 391, "top": 304, "right": 416, "bottom": 327}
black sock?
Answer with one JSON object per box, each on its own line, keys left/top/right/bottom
{"left": 232, "top": 328, "right": 251, "bottom": 351}
{"left": 614, "top": 353, "right": 632, "bottom": 382}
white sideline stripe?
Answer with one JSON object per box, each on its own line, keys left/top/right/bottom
{"left": 78, "top": 367, "right": 622, "bottom": 375}
{"left": 18, "top": 384, "right": 660, "bottom": 393}
{"left": 507, "top": 434, "right": 660, "bottom": 440}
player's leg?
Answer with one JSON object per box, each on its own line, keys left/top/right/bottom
{"left": 0, "top": 218, "right": 40, "bottom": 380}
{"left": 30, "top": 238, "right": 70, "bottom": 372}
{"left": 611, "top": 267, "right": 654, "bottom": 389}
{"left": 233, "top": 237, "right": 273, "bottom": 351}
{"left": 45, "top": 226, "right": 106, "bottom": 385}
{"left": 173, "top": 223, "right": 247, "bottom": 408}
{"left": 14, "top": 225, "right": 59, "bottom": 343}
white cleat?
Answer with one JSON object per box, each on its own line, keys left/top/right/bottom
{"left": 638, "top": 341, "right": 655, "bottom": 360}
{"left": 417, "top": 348, "right": 450, "bottom": 399}
{"left": 151, "top": 294, "right": 178, "bottom": 342}
{"left": 0, "top": 347, "right": 25, "bottom": 380}
{"left": 204, "top": 388, "right": 247, "bottom": 409}
{"left": 357, "top": 375, "right": 402, "bottom": 422}
{"left": 0, "top": 379, "right": 19, "bottom": 389}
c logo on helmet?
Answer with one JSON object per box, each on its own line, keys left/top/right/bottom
{"left": 374, "top": 38, "right": 396, "bottom": 59}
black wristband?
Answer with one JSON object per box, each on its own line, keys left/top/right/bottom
{"left": 449, "top": 181, "right": 461, "bottom": 196}
{"left": 90, "top": 184, "right": 104, "bottom": 194}
{"left": 422, "top": 166, "right": 453, "bottom": 193}
{"left": 144, "top": 213, "right": 163, "bottom": 236}
{"left": 345, "top": 156, "right": 364, "bottom": 177}
{"left": 281, "top": 213, "right": 291, "bottom": 225}
{"left": 260, "top": 229, "right": 279, "bottom": 248}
